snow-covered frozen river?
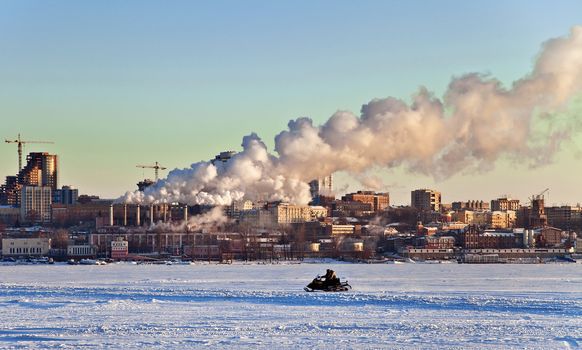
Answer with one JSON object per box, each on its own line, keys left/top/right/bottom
{"left": 0, "top": 262, "right": 580, "bottom": 349}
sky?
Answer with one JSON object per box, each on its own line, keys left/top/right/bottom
{"left": 1, "top": 0, "right": 582, "bottom": 205}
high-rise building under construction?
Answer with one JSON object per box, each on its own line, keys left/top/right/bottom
{"left": 0, "top": 152, "right": 58, "bottom": 207}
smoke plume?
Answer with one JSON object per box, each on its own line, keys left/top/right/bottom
{"left": 120, "top": 26, "right": 582, "bottom": 206}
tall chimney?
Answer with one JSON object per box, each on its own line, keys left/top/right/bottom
{"left": 163, "top": 204, "right": 167, "bottom": 222}
{"left": 150, "top": 204, "right": 154, "bottom": 225}
{"left": 123, "top": 204, "right": 127, "bottom": 226}
{"left": 183, "top": 205, "right": 188, "bottom": 222}
{"left": 136, "top": 205, "right": 141, "bottom": 227}
{"left": 109, "top": 204, "right": 114, "bottom": 226}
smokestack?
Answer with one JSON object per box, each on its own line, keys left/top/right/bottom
{"left": 150, "top": 204, "right": 154, "bottom": 226}
{"left": 123, "top": 204, "right": 127, "bottom": 226}
{"left": 136, "top": 205, "right": 141, "bottom": 227}
{"left": 109, "top": 204, "right": 114, "bottom": 226}
{"left": 183, "top": 205, "right": 188, "bottom": 222}
{"left": 163, "top": 204, "right": 167, "bottom": 222}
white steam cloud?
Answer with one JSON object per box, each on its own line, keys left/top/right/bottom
{"left": 120, "top": 26, "right": 582, "bottom": 206}
{"left": 150, "top": 207, "right": 229, "bottom": 233}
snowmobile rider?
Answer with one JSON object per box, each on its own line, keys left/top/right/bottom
{"left": 323, "top": 269, "right": 339, "bottom": 285}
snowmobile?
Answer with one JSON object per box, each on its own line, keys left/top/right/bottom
{"left": 304, "top": 275, "right": 352, "bottom": 292}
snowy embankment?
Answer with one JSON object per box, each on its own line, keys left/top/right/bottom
{"left": 0, "top": 263, "right": 580, "bottom": 349}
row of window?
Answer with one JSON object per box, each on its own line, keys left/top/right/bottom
{"left": 8, "top": 247, "right": 43, "bottom": 254}
{"left": 69, "top": 247, "right": 93, "bottom": 255}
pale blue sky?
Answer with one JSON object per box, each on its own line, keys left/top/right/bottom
{"left": 1, "top": 1, "right": 581, "bottom": 204}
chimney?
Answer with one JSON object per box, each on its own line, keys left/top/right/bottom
{"left": 150, "top": 204, "right": 154, "bottom": 226}
{"left": 109, "top": 204, "right": 114, "bottom": 226}
{"left": 136, "top": 205, "right": 141, "bottom": 227}
{"left": 183, "top": 205, "right": 188, "bottom": 222}
{"left": 123, "top": 204, "right": 127, "bottom": 226}
{"left": 163, "top": 204, "right": 167, "bottom": 222}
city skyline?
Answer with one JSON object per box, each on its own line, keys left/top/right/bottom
{"left": 1, "top": 1, "right": 582, "bottom": 205}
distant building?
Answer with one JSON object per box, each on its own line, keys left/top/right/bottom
{"left": 309, "top": 175, "right": 333, "bottom": 199}
{"left": 538, "top": 227, "right": 564, "bottom": 247}
{"left": 333, "top": 200, "right": 373, "bottom": 217}
{"left": 491, "top": 197, "right": 520, "bottom": 211}
{"left": 0, "top": 206, "right": 20, "bottom": 226}
{"left": 268, "top": 203, "right": 327, "bottom": 224}
{"left": 342, "top": 191, "right": 389, "bottom": 212}
{"left": 452, "top": 200, "right": 489, "bottom": 211}
{"left": 529, "top": 196, "right": 547, "bottom": 228}
{"left": 226, "top": 200, "right": 254, "bottom": 218}
{"left": 546, "top": 205, "right": 582, "bottom": 230}
{"left": 53, "top": 185, "right": 78, "bottom": 205}
{"left": 2, "top": 237, "right": 51, "bottom": 256}
{"left": 20, "top": 186, "right": 52, "bottom": 224}
{"left": 325, "top": 224, "right": 355, "bottom": 236}
{"left": 411, "top": 189, "right": 441, "bottom": 212}
{"left": 67, "top": 244, "right": 97, "bottom": 259}
{"left": 211, "top": 151, "right": 236, "bottom": 165}
{"left": 425, "top": 236, "right": 455, "bottom": 249}
{"left": 111, "top": 237, "right": 129, "bottom": 259}
{"left": 452, "top": 210, "right": 474, "bottom": 224}
{"left": 137, "top": 179, "right": 155, "bottom": 192}
{"left": 0, "top": 152, "right": 58, "bottom": 207}
{"left": 489, "top": 211, "right": 516, "bottom": 229}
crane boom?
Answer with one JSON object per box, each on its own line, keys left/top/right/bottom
{"left": 4, "top": 134, "right": 54, "bottom": 171}
{"left": 136, "top": 161, "right": 167, "bottom": 180}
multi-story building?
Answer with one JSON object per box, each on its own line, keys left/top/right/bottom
{"left": 452, "top": 210, "right": 474, "bottom": 224}
{"left": 490, "top": 197, "right": 520, "bottom": 211}
{"left": 111, "top": 237, "right": 129, "bottom": 259}
{"left": 0, "top": 152, "right": 58, "bottom": 207}
{"left": 67, "top": 244, "right": 97, "bottom": 259}
{"left": 0, "top": 206, "right": 20, "bottom": 226}
{"left": 262, "top": 203, "right": 328, "bottom": 225}
{"left": 53, "top": 185, "right": 78, "bottom": 205}
{"left": 411, "top": 189, "right": 441, "bottom": 212}
{"left": 211, "top": 151, "right": 236, "bottom": 165}
{"left": 479, "top": 232, "right": 516, "bottom": 249}
{"left": 324, "top": 224, "right": 355, "bottom": 236}
{"left": 332, "top": 200, "right": 373, "bottom": 217}
{"left": 529, "top": 196, "right": 547, "bottom": 228}
{"left": 546, "top": 206, "right": 582, "bottom": 230}
{"left": 425, "top": 236, "right": 455, "bottom": 249}
{"left": 309, "top": 175, "right": 333, "bottom": 199}
{"left": 20, "top": 186, "right": 52, "bottom": 224}
{"left": 452, "top": 200, "right": 489, "bottom": 211}
{"left": 226, "top": 200, "right": 254, "bottom": 218}
{"left": 342, "top": 191, "right": 389, "bottom": 212}
{"left": 538, "top": 227, "right": 564, "bottom": 247}
{"left": 460, "top": 226, "right": 479, "bottom": 249}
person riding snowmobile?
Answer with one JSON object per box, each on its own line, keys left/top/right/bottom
{"left": 323, "top": 269, "right": 340, "bottom": 286}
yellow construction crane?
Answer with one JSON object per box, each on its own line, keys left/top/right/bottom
{"left": 4, "top": 134, "right": 54, "bottom": 171}
{"left": 136, "top": 161, "right": 167, "bottom": 181}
